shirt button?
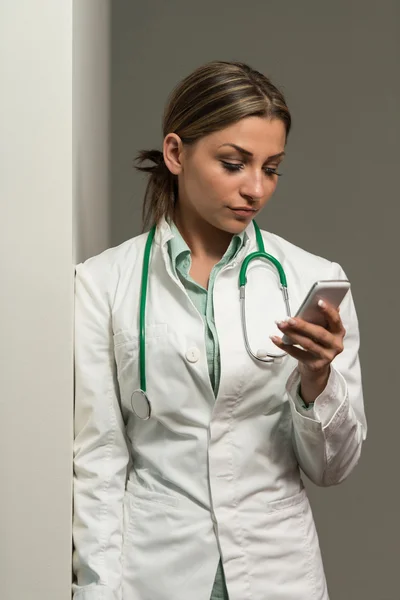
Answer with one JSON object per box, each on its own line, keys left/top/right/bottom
{"left": 186, "top": 347, "right": 200, "bottom": 363}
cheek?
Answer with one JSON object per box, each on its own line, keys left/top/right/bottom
{"left": 206, "top": 168, "right": 238, "bottom": 199}
{"left": 190, "top": 167, "right": 233, "bottom": 204}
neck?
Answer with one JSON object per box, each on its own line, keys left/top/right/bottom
{"left": 173, "top": 207, "right": 233, "bottom": 261}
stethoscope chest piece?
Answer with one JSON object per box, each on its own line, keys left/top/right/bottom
{"left": 131, "top": 389, "right": 151, "bottom": 420}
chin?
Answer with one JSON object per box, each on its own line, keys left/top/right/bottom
{"left": 220, "top": 216, "right": 252, "bottom": 235}
{"left": 200, "top": 214, "right": 253, "bottom": 236}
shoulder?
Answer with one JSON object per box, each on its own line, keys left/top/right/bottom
{"left": 259, "top": 229, "right": 346, "bottom": 280}
{"left": 77, "top": 232, "right": 147, "bottom": 275}
{"left": 75, "top": 233, "right": 148, "bottom": 303}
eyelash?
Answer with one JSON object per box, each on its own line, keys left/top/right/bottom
{"left": 221, "top": 161, "right": 282, "bottom": 177}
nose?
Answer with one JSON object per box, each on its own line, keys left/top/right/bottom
{"left": 240, "top": 171, "right": 266, "bottom": 202}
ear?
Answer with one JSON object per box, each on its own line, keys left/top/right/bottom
{"left": 163, "top": 133, "right": 184, "bottom": 175}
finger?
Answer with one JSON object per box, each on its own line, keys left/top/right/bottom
{"left": 276, "top": 319, "right": 344, "bottom": 356}
{"left": 276, "top": 329, "right": 329, "bottom": 357}
{"left": 276, "top": 318, "right": 334, "bottom": 349}
{"left": 270, "top": 336, "right": 329, "bottom": 366}
{"left": 318, "top": 300, "right": 345, "bottom": 334}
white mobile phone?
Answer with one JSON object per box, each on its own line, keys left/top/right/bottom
{"left": 281, "top": 280, "right": 351, "bottom": 345}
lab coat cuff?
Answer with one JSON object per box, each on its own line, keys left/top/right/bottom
{"left": 294, "top": 387, "right": 316, "bottom": 418}
{"left": 73, "top": 584, "right": 119, "bottom": 600}
{"left": 287, "top": 365, "right": 348, "bottom": 429}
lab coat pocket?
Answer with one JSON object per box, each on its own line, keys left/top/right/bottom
{"left": 122, "top": 480, "right": 180, "bottom": 546}
{"left": 121, "top": 482, "right": 182, "bottom": 598}
{"left": 113, "top": 323, "right": 168, "bottom": 351}
{"left": 246, "top": 489, "right": 327, "bottom": 599}
{"left": 265, "top": 487, "right": 307, "bottom": 513}
{"left": 126, "top": 479, "right": 180, "bottom": 509}
{"left": 113, "top": 324, "right": 168, "bottom": 408}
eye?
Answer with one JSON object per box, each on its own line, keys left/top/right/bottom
{"left": 221, "top": 161, "right": 282, "bottom": 177}
{"left": 264, "top": 167, "right": 282, "bottom": 177}
{"left": 221, "top": 161, "right": 243, "bottom": 172}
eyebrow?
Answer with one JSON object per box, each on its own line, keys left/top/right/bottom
{"left": 218, "top": 143, "right": 285, "bottom": 160}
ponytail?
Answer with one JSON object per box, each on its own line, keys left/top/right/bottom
{"left": 134, "top": 150, "right": 177, "bottom": 231}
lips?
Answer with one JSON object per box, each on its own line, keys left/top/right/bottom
{"left": 230, "top": 207, "right": 256, "bottom": 217}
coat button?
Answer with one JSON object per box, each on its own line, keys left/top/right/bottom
{"left": 186, "top": 347, "right": 200, "bottom": 363}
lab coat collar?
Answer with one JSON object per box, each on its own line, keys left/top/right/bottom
{"left": 155, "top": 216, "right": 174, "bottom": 247}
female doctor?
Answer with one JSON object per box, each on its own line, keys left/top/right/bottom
{"left": 72, "top": 61, "right": 367, "bottom": 600}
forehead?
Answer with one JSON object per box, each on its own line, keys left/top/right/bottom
{"left": 200, "top": 117, "right": 286, "bottom": 156}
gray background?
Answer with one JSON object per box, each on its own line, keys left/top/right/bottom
{"left": 109, "top": 2, "right": 399, "bottom": 598}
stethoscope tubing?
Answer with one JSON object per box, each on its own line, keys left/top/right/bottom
{"left": 131, "top": 221, "right": 290, "bottom": 419}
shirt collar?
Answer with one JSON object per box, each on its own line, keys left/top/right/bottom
{"left": 168, "top": 221, "right": 190, "bottom": 269}
{"left": 167, "top": 220, "right": 248, "bottom": 272}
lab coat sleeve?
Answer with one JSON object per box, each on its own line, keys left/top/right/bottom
{"left": 72, "top": 261, "right": 130, "bottom": 600}
{"left": 286, "top": 262, "right": 367, "bottom": 487}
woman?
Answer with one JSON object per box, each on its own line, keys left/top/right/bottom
{"left": 72, "top": 61, "right": 367, "bottom": 600}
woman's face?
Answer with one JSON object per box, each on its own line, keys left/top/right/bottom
{"left": 164, "top": 116, "right": 286, "bottom": 235}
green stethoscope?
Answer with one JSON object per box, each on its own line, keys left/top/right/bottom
{"left": 131, "top": 221, "right": 291, "bottom": 420}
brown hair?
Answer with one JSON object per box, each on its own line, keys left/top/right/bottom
{"left": 134, "top": 61, "right": 291, "bottom": 230}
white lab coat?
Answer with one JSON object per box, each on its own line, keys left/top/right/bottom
{"left": 72, "top": 218, "right": 366, "bottom": 600}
